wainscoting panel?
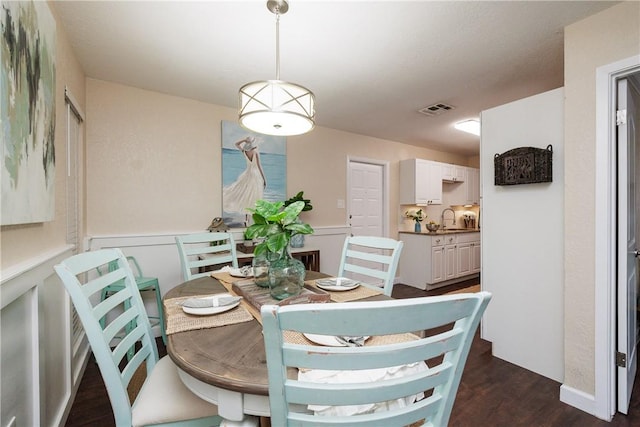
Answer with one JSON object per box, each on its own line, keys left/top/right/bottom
{"left": 1, "top": 288, "right": 39, "bottom": 427}
{"left": 1, "top": 245, "right": 87, "bottom": 427}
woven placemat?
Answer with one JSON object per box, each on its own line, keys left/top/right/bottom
{"left": 304, "top": 280, "right": 383, "bottom": 302}
{"left": 164, "top": 294, "right": 253, "bottom": 335}
{"left": 283, "top": 330, "right": 418, "bottom": 346}
{"left": 210, "top": 271, "right": 236, "bottom": 286}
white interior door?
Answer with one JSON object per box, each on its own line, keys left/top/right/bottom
{"left": 347, "top": 160, "right": 387, "bottom": 286}
{"left": 617, "top": 75, "right": 640, "bottom": 414}
{"left": 348, "top": 160, "right": 385, "bottom": 238}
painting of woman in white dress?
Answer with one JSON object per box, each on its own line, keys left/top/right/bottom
{"left": 223, "top": 136, "right": 265, "bottom": 212}
{"left": 222, "top": 121, "right": 286, "bottom": 227}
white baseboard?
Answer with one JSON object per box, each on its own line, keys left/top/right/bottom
{"left": 560, "top": 384, "right": 596, "bottom": 417}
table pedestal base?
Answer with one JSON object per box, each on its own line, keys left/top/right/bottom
{"left": 178, "top": 368, "right": 270, "bottom": 425}
{"left": 220, "top": 416, "right": 259, "bottom": 427}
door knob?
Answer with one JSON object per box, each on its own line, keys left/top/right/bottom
{"left": 634, "top": 250, "right": 640, "bottom": 258}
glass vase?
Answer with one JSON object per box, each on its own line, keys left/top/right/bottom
{"left": 252, "top": 252, "right": 271, "bottom": 288}
{"left": 414, "top": 221, "right": 422, "bottom": 232}
{"left": 268, "top": 247, "right": 305, "bottom": 300}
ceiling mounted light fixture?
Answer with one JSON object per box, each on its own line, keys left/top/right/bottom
{"left": 238, "top": 0, "right": 315, "bottom": 136}
{"left": 454, "top": 119, "right": 480, "bottom": 136}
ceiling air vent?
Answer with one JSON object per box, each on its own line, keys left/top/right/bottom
{"left": 418, "top": 103, "right": 455, "bottom": 117}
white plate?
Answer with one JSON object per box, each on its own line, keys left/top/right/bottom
{"left": 315, "top": 277, "right": 360, "bottom": 291}
{"left": 303, "top": 333, "right": 369, "bottom": 347}
{"left": 228, "top": 267, "right": 253, "bottom": 278}
{"left": 182, "top": 293, "right": 241, "bottom": 316}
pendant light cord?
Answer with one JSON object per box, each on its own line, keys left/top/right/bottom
{"left": 275, "top": 10, "right": 281, "bottom": 80}
{"left": 238, "top": 0, "right": 315, "bottom": 136}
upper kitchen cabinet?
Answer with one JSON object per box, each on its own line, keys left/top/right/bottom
{"left": 465, "top": 167, "right": 480, "bottom": 205}
{"left": 441, "top": 163, "right": 466, "bottom": 182}
{"left": 400, "top": 159, "right": 442, "bottom": 205}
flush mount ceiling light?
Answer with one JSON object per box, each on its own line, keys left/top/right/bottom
{"left": 238, "top": 0, "right": 315, "bottom": 136}
{"left": 454, "top": 119, "right": 480, "bottom": 136}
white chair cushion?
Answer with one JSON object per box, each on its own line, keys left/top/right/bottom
{"left": 132, "top": 355, "right": 218, "bottom": 427}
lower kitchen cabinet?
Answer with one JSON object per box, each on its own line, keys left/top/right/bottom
{"left": 431, "top": 245, "right": 445, "bottom": 283}
{"left": 457, "top": 241, "right": 473, "bottom": 276}
{"left": 398, "top": 230, "right": 480, "bottom": 290}
{"left": 471, "top": 240, "right": 481, "bottom": 273}
{"left": 443, "top": 235, "right": 457, "bottom": 281}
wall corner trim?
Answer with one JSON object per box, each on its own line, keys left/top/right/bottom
{"left": 559, "top": 384, "right": 607, "bottom": 421}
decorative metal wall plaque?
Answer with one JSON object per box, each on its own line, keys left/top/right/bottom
{"left": 494, "top": 145, "right": 552, "bottom": 185}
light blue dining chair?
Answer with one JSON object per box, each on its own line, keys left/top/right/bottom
{"left": 175, "top": 232, "right": 239, "bottom": 281}
{"left": 261, "top": 292, "right": 491, "bottom": 426}
{"left": 54, "top": 248, "right": 221, "bottom": 427}
{"left": 337, "top": 235, "right": 404, "bottom": 296}
{"left": 97, "top": 255, "right": 166, "bottom": 345}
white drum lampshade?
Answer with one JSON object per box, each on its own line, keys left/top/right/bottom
{"left": 239, "top": 79, "right": 315, "bottom": 136}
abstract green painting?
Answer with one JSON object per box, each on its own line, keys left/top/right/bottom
{"left": 1, "top": 1, "right": 56, "bottom": 225}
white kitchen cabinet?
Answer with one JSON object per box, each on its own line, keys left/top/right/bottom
{"left": 471, "top": 240, "right": 481, "bottom": 273}
{"left": 464, "top": 167, "right": 480, "bottom": 205}
{"left": 441, "top": 163, "right": 466, "bottom": 182}
{"left": 444, "top": 245, "right": 457, "bottom": 281}
{"left": 457, "top": 241, "right": 473, "bottom": 276}
{"left": 430, "top": 234, "right": 456, "bottom": 283}
{"left": 443, "top": 235, "right": 457, "bottom": 281}
{"left": 426, "top": 161, "right": 443, "bottom": 205}
{"left": 399, "top": 159, "right": 442, "bottom": 205}
{"left": 398, "top": 231, "right": 480, "bottom": 290}
{"left": 431, "top": 245, "right": 445, "bottom": 283}
{"left": 457, "top": 233, "right": 481, "bottom": 276}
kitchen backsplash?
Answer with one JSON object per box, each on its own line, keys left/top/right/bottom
{"left": 401, "top": 182, "right": 480, "bottom": 230}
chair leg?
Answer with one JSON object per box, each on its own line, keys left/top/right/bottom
{"left": 123, "top": 298, "right": 137, "bottom": 361}
{"left": 152, "top": 280, "right": 167, "bottom": 344}
{"left": 99, "top": 288, "right": 110, "bottom": 329}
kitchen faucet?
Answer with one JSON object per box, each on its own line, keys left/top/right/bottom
{"left": 441, "top": 208, "right": 456, "bottom": 229}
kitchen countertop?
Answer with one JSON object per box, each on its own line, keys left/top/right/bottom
{"left": 399, "top": 229, "right": 480, "bottom": 235}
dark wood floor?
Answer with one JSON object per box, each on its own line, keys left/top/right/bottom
{"left": 66, "top": 281, "right": 640, "bottom": 426}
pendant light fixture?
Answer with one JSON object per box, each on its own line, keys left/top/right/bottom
{"left": 238, "top": 0, "right": 315, "bottom": 136}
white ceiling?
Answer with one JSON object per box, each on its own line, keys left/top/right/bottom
{"left": 53, "top": 1, "right": 616, "bottom": 157}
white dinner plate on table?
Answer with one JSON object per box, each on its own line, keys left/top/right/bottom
{"left": 181, "top": 293, "right": 241, "bottom": 316}
{"left": 228, "top": 267, "right": 253, "bottom": 278}
{"left": 303, "top": 333, "right": 370, "bottom": 347}
{"left": 315, "top": 277, "right": 360, "bottom": 291}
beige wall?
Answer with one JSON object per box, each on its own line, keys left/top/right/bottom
{"left": 85, "top": 78, "right": 470, "bottom": 240}
{"left": 0, "top": 1, "right": 86, "bottom": 269}
{"left": 564, "top": 1, "right": 640, "bottom": 394}
{"left": 0, "top": 3, "right": 88, "bottom": 426}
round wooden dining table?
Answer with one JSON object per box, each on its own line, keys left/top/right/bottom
{"left": 165, "top": 271, "right": 388, "bottom": 426}
{"left": 165, "top": 274, "right": 270, "bottom": 426}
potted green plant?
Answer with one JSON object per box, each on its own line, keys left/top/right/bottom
{"left": 245, "top": 199, "right": 314, "bottom": 255}
{"left": 283, "top": 191, "right": 312, "bottom": 248}
{"left": 244, "top": 199, "right": 314, "bottom": 299}
{"left": 283, "top": 191, "right": 313, "bottom": 211}
{"left": 405, "top": 209, "right": 426, "bottom": 232}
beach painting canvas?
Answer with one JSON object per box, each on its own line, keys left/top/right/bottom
{"left": 1, "top": 0, "right": 57, "bottom": 225}
{"left": 221, "top": 121, "right": 286, "bottom": 228}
